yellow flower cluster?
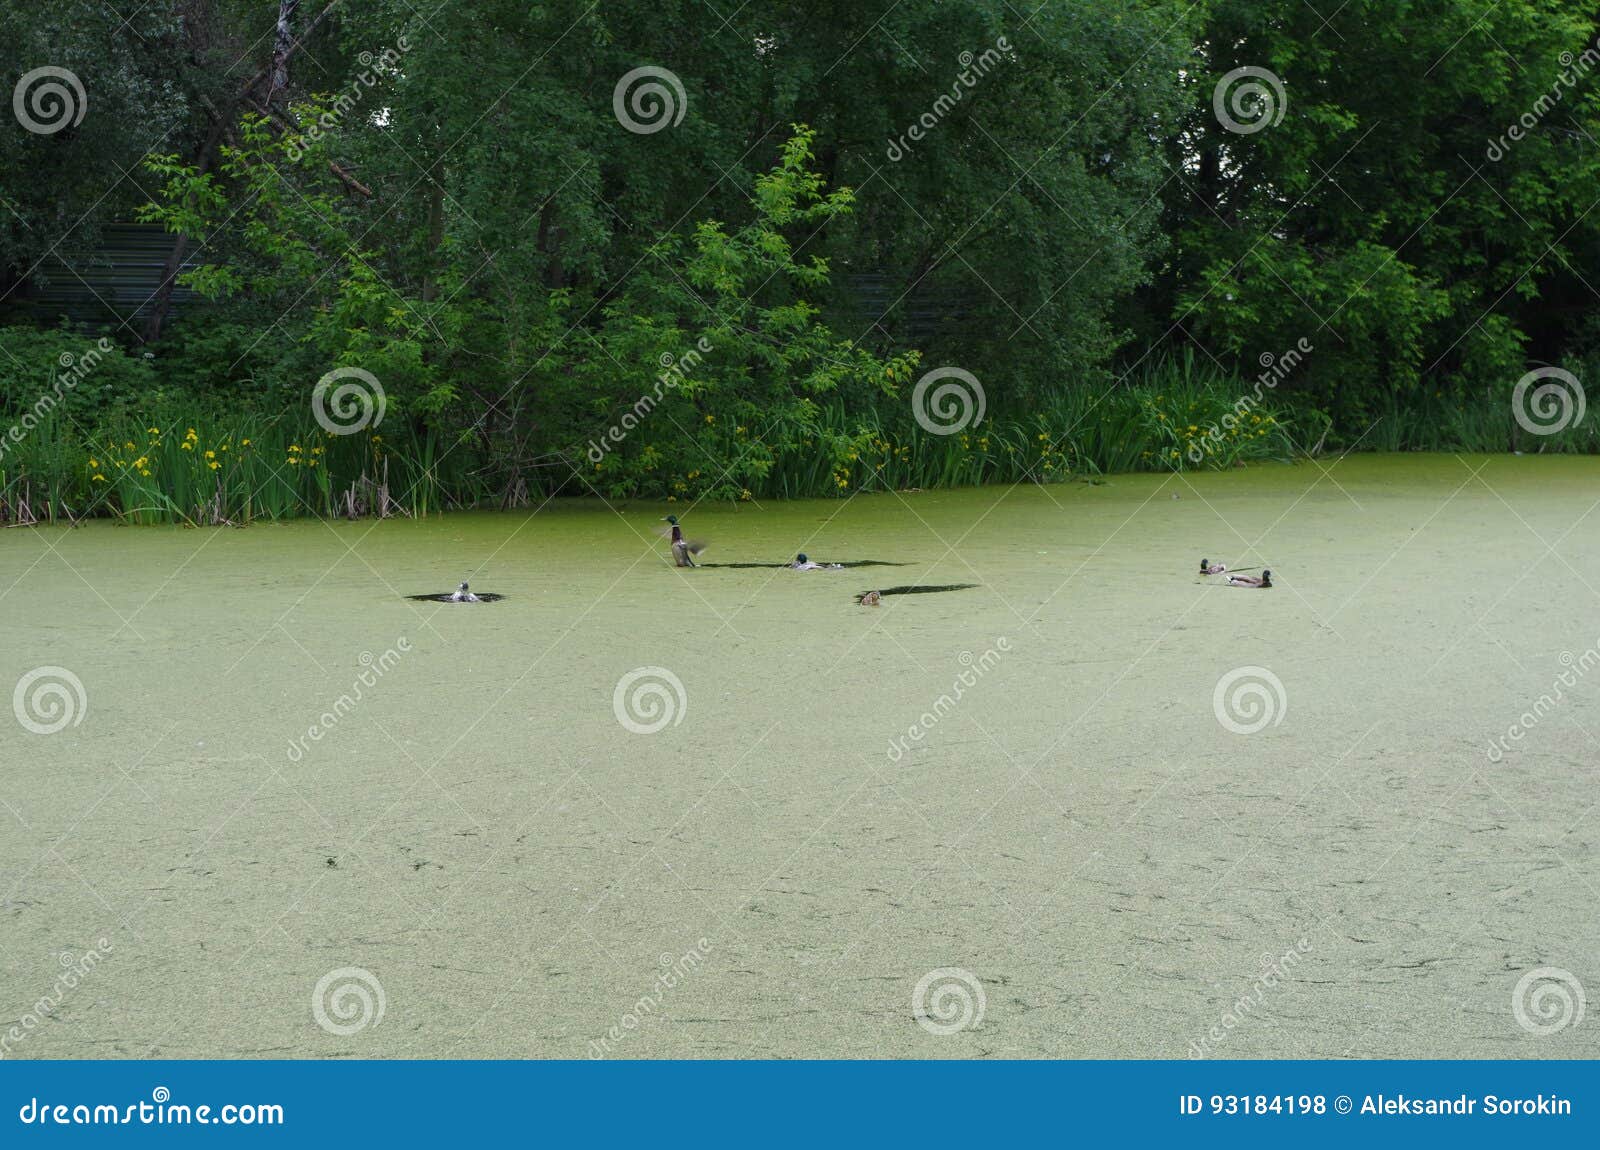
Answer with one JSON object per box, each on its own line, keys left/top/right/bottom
{"left": 865, "top": 437, "right": 911, "bottom": 462}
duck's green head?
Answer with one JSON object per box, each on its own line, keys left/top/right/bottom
{"left": 1199, "top": 558, "right": 1209, "bottom": 572}
{"left": 796, "top": 553, "right": 808, "bottom": 564}
{"left": 662, "top": 514, "right": 680, "bottom": 526}
{"left": 1260, "top": 569, "right": 1272, "bottom": 586}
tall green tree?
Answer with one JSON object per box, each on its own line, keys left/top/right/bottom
{"left": 1157, "top": 0, "right": 1600, "bottom": 437}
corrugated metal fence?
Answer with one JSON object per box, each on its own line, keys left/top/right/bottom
{"left": 9, "top": 223, "right": 197, "bottom": 332}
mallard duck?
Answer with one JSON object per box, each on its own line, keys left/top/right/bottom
{"left": 790, "top": 552, "right": 842, "bottom": 571}
{"left": 1199, "top": 558, "right": 1227, "bottom": 575}
{"left": 1228, "top": 569, "right": 1272, "bottom": 588}
{"left": 659, "top": 515, "right": 708, "bottom": 568}
{"left": 857, "top": 590, "right": 882, "bottom": 606}
{"left": 405, "top": 583, "right": 503, "bottom": 603}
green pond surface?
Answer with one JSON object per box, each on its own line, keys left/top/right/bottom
{"left": 2, "top": 454, "right": 1597, "bottom": 1058}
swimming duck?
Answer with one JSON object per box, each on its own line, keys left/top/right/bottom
{"left": 857, "top": 590, "right": 882, "bottom": 606}
{"left": 1199, "top": 558, "right": 1227, "bottom": 575}
{"left": 405, "top": 582, "right": 504, "bottom": 603}
{"left": 790, "top": 552, "right": 842, "bottom": 571}
{"left": 1227, "top": 569, "right": 1272, "bottom": 588}
{"left": 660, "top": 515, "right": 707, "bottom": 568}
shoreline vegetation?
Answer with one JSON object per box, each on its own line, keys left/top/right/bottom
{"left": 1, "top": 341, "right": 1594, "bottom": 527}
{"left": 8, "top": 116, "right": 1600, "bottom": 527}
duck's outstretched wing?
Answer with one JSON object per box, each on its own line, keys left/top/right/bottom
{"left": 655, "top": 524, "right": 707, "bottom": 554}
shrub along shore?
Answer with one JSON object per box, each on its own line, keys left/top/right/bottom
{"left": 3, "top": 331, "right": 1593, "bottom": 527}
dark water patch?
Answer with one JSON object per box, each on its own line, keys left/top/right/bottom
{"left": 406, "top": 592, "right": 506, "bottom": 602}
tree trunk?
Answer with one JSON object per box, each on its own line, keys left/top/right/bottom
{"left": 421, "top": 180, "right": 445, "bottom": 301}
{"left": 143, "top": 114, "right": 226, "bottom": 343}
{"left": 537, "top": 200, "right": 564, "bottom": 289}
{"left": 242, "top": 1, "right": 340, "bottom": 104}
{"left": 267, "top": 0, "right": 301, "bottom": 107}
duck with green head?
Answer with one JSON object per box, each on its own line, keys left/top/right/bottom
{"left": 789, "top": 553, "right": 842, "bottom": 571}
{"left": 660, "top": 515, "right": 707, "bottom": 567}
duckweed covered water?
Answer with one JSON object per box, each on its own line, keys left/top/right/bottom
{"left": 2, "top": 455, "right": 1597, "bottom": 1058}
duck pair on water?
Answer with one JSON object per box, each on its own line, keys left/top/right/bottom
{"left": 662, "top": 514, "right": 977, "bottom": 606}
{"left": 1199, "top": 558, "right": 1271, "bottom": 588}
{"left": 662, "top": 516, "right": 841, "bottom": 570}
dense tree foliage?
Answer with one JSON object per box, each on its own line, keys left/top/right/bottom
{"left": 1161, "top": 0, "right": 1600, "bottom": 439}
{"left": 3, "top": 0, "right": 1599, "bottom": 513}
